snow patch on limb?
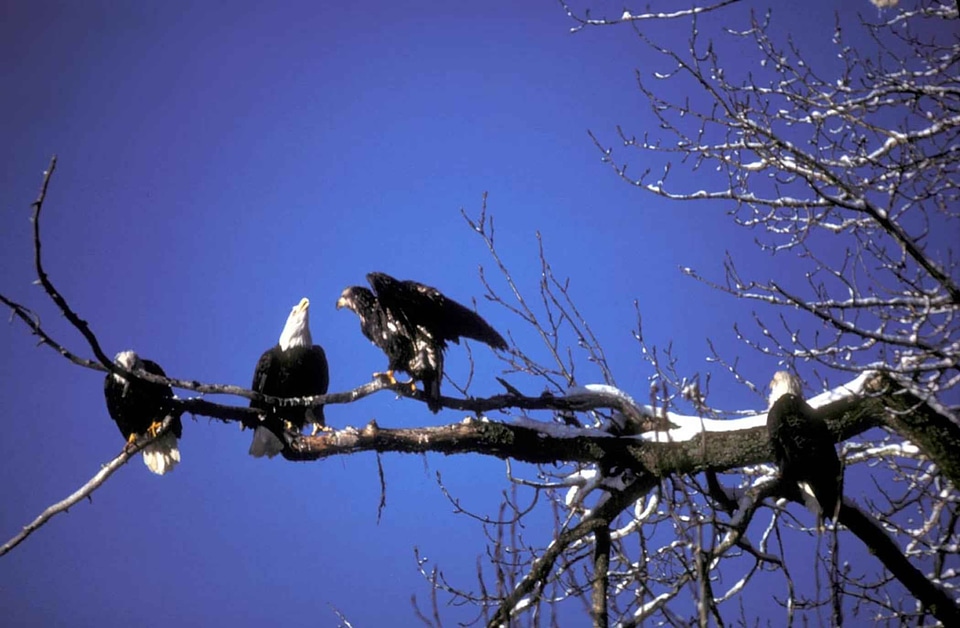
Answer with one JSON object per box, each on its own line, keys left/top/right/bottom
{"left": 633, "top": 591, "right": 676, "bottom": 623}
{"left": 639, "top": 414, "right": 767, "bottom": 443}
{"left": 566, "top": 383, "right": 642, "bottom": 407}
{"left": 805, "top": 370, "right": 874, "bottom": 409}
{"left": 562, "top": 467, "right": 642, "bottom": 516}
{"left": 563, "top": 468, "right": 632, "bottom": 511}
{"left": 845, "top": 441, "right": 921, "bottom": 464}
{"left": 516, "top": 374, "right": 878, "bottom": 446}
{"left": 610, "top": 494, "right": 660, "bottom": 541}
{"left": 564, "top": 469, "right": 601, "bottom": 508}
{"left": 510, "top": 383, "right": 653, "bottom": 435}
{"left": 565, "top": 384, "right": 654, "bottom": 428}
{"left": 714, "top": 570, "right": 752, "bottom": 603}
{"left": 497, "top": 596, "right": 533, "bottom": 627}
{"left": 641, "top": 373, "right": 876, "bottom": 443}
{"left": 634, "top": 492, "right": 659, "bottom": 523}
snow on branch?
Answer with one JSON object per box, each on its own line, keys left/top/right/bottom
{"left": 588, "top": 2, "right": 960, "bottom": 402}
{"left": 558, "top": 0, "right": 741, "bottom": 33}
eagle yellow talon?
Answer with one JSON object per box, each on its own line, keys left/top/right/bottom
{"left": 146, "top": 421, "right": 164, "bottom": 438}
{"left": 126, "top": 432, "right": 138, "bottom": 446}
{"left": 310, "top": 424, "right": 333, "bottom": 436}
{"left": 374, "top": 370, "right": 418, "bottom": 393}
{"left": 339, "top": 273, "right": 507, "bottom": 416}
{"left": 374, "top": 370, "right": 398, "bottom": 385}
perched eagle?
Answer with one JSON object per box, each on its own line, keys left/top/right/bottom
{"left": 337, "top": 272, "right": 508, "bottom": 412}
{"left": 103, "top": 350, "right": 181, "bottom": 475}
{"left": 249, "top": 297, "right": 329, "bottom": 458}
{"left": 766, "top": 370, "right": 843, "bottom": 531}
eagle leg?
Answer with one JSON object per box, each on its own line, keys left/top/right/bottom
{"left": 373, "top": 369, "right": 398, "bottom": 385}
{"left": 374, "top": 370, "right": 417, "bottom": 392}
{"left": 146, "top": 421, "right": 164, "bottom": 438}
{"left": 121, "top": 431, "right": 141, "bottom": 453}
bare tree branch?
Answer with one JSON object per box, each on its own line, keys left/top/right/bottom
{"left": 0, "top": 415, "right": 180, "bottom": 557}
{"left": 29, "top": 157, "right": 117, "bottom": 374}
{"left": 591, "top": 524, "right": 610, "bottom": 628}
{"left": 839, "top": 501, "right": 960, "bottom": 626}
{"left": 588, "top": 2, "right": 960, "bottom": 402}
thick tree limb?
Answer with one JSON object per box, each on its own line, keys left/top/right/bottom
{"left": 867, "top": 374, "right": 960, "bottom": 487}
{"left": 281, "top": 388, "right": 882, "bottom": 474}
{"left": 592, "top": 524, "right": 611, "bottom": 628}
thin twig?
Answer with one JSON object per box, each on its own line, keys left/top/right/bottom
{"left": 0, "top": 292, "right": 102, "bottom": 371}
{"left": 376, "top": 450, "right": 387, "bottom": 524}
{"left": 30, "top": 157, "right": 117, "bottom": 372}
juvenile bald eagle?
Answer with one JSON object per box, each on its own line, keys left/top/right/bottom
{"left": 766, "top": 371, "right": 843, "bottom": 531}
{"left": 249, "top": 298, "right": 329, "bottom": 458}
{"left": 337, "top": 272, "right": 508, "bottom": 412}
{"left": 104, "top": 351, "right": 181, "bottom": 475}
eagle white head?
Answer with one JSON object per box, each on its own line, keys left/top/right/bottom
{"left": 112, "top": 350, "right": 143, "bottom": 385}
{"left": 768, "top": 370, "right": 803, "bottom": 409}
{"left": 279, "top": 298, "right": 313, "bottom": 351}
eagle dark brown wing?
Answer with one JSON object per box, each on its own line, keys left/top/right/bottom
{"left": 366, "top": 272, "right": 507, "bottom": 350}
{"left": 340, "top": 272, "right": 508, "bottom": 413}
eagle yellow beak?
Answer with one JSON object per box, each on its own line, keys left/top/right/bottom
{"left": 294, "top": 297, "right": 310, "bottom": 313}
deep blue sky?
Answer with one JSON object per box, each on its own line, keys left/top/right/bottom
{"left": 0, "top": 1, "right": 918, "bottom": 625}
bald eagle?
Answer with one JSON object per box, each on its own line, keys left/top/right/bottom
{"left": 337, "top": 272, "right": 508, "bottom": 412}
{"left": 103, "top": 351, "right": 181, "bottom": 475}
{"left": 766, "top": 371, "right": 843, "bottom": 530}
{"left": 249, "top": 298, "right": 329, "bottom": 458}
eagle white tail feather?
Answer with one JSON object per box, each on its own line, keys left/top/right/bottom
{"left": 798, "top": 482, "right": 822, "bottom": 515}
{"left": 142, "top": 431, "right": 181, "bottom": 475}
{"left": 249, "top": 426, "right": 284, "bottom": 458}
{"left": 798, "top": 481, "right": 829, "bottom": 533}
